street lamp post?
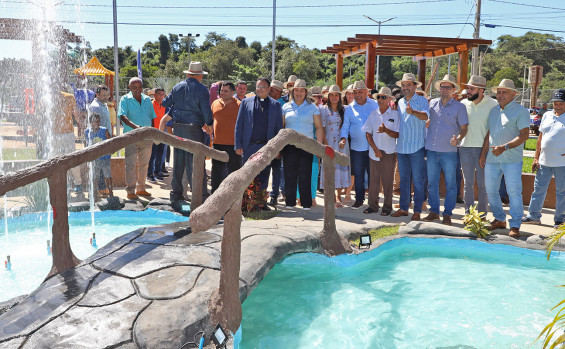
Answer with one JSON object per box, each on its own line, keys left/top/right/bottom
{"left": 179, "top": 33, "right": 200, "bottom": 64}
{"left": 364, "top": 15, "right": 395, "bottom": 87}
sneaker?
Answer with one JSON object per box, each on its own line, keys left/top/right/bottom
{"left": 156, "top": 172, "right": 169, "bottom": 178}
{"left": 521, "top": 217, "right": 541, "bottom": 225}
{"left": 147, "top": 175, "right": 156, "bottom": 182}
{"left": 351, "top": 201, "right": 363, "bottom": 209}
{"left": 154, "top": 174, "right": 165, "bottom": 180}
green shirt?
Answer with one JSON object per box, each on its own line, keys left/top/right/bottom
{"left": 486, "top": 101, "right": 530, "bottom": 164}
{"left": 118, "top": 92, "right": 156, "bottom": 133}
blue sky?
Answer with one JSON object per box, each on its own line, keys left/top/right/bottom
{"left": 1, "top": 0, "right": 564, "bottom": 60}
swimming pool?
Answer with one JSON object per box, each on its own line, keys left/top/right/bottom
{"left": 0, "top": 209, "right": 187, "bottom": 302}
{"left": 241, "top": 237, "right": 565, "bottom": 348}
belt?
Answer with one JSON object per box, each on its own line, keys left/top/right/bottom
{"left": 174, "top": 121, "right": 202, "bottom": 128}
{"left": 251, "top": 140, "right": 267, "bottom": 144}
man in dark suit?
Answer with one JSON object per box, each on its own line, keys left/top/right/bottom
{"left": 235, "top": 77, "right": 283, "bottom": 208}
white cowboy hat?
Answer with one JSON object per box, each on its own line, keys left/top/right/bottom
{"left": 396, "top": 73, "right": 422, "bottom": 87}
{"left": 311, "top": 86, "right": 323, "bottom": 96}
{"left": 434, "top": 74, "right": 460, "bottom": 92}
{"left": 288, "top": 79, "right": 308, "bottom": 91}
{"left": 270, "top": 80, "right": 284, "bottom": 90}
{"left": 491, "top": 79, "right": 519, "bottom": 93}
{"left": 182, "top": 61, "right": 208, "bottom": 75}
{"left": 351, "top": 81, "right": 370, "bottom": 90}
{"left": 371, "top": 87, "right": 393, "bottom": 99}
{"left": 465, "top": 75, "right": 487, "bottom": 89}
{"left": 283, "top": 75, "right": 298, "bottom": 88}
{"left": 323, "top": 84, "right": 341, "bottom": 98}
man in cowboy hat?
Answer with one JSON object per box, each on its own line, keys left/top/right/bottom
{"left": 522, "top": 88, "right": 565, "bottom": 228}
{"left": 460, "top": 75, "right": 498, "bottom": 216}
{"left": 268, "top": 79, "right": 286, "bottom": 205}
{"left": 311, "top": 86, "right": 324, "bottom": 106}
{"left": 160, "top": 61, "right": 213, "bottom": 203}
{"left": 422, "top": 75, "right": 468, "bottom": 226}
{"left": 339, "top": 81, "right": 378, "bottom": 209}
{"left": 118, "top": 77, "right": 157, "bottom": 200}
{"left": 280, "top": 75, "right": 298, "bottom": 103}
{"left": 361, "top": 87, "right": 400, "bottom": 216}
{"left": 235, "top": 77, "right": 284, "bottom": 210}
{"left": 391, "top": 73, "right": 429, "bottom": 221}
{"left": 479, "top": 79, "right": 530, "bottom": 238}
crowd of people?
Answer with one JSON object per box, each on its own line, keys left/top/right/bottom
{"left": 74, "top": 60, "right": 565, "bottom": 238}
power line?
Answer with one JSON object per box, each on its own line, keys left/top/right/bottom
{"left": 484, "top": 23, "right": 565, "bottom": 33}
{"left": 3, "top": 0, "right": 456, "bottom": 9}
{"left": 489, "top": 0, "right": 565, "bottom": 11}
{"left": 457, "top": 1, "right": 476, "bottom": 37}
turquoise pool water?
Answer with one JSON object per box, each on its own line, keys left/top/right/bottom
{"left": 241, "top": 238, "right": 565, "bottom": 348}
{"left": 0, "top": 209, "right": 187, "bottom": 302}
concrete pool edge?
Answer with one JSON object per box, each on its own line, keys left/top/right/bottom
{"left": 0, "top": 216, "right": 564, "bottom": 348}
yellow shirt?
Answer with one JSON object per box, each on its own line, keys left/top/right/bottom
{"left": 460, "top": 95, "right": 498, "bottom": 147}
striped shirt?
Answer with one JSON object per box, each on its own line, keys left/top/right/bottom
{"left": 340, "top": 98, "right": 378, "bottom": 151}
{"left": 486, "top": 101, "right": 530, "bottom": 164}
{"left": 397, "top": 93, "right": 429, "bottom": 154}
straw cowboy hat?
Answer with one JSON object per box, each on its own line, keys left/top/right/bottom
{"left": 415, "top": 87, "right": 428, "bottom": 99}
{"left": 434, "top": 74, "right": 460, "bottom": 92}
{"left": 288, "top": 79, "right": 308, "bottom": 91}
{"left": 491, "top": 79, "right": 519, "bottom": 93}
{"left": 465, "top": 75, "right": 487, "bottom": 89}
{"left": 341, "top": 84, "right": 354, "bottom": 96}
{"left": 323, "top": 84, "right": 341, "bottom": 98}
{"left": 183, "top": 61, "right": 208, "bottom": 75}
{"left": 284, "top": 75, "right": 298, "bottom": 88}
{"left": 270, "top": 80, "right": 284, "bottom": 90}
{"left": 321, "top": 85, "right": 329, "bottom": 94}
{"left": 372, "top": 87, "right": 393, "bottom": 99}
{"left": 396, "top": 73, "right": 422, "bottom": 87}
{"left": 352, "top": 81, "right": 370, "bottom": 90}
{"left": 311, "top": 86, "right": 323, "bottom": 96}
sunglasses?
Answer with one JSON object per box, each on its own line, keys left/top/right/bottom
{"left": 375, "top": 95, "right": 389, "bottom": 100}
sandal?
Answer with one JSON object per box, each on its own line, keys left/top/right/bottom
{"left": 363, "top": 207, "right": 377, "bottom": 214}
{"left": 335, "top": 202, "right": 343, "bottom": 208}
{"left": 381, "top": 209, "right": 391, "bottom": 216}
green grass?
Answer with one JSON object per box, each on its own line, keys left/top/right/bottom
{"left": 1, "top": 148, "right": 37, "bottom": 161}
{"left": 351, "top": 225, "right": 400, "bottom": 246}
{"left": 523, "top": 156, "right": 534, "bottom": 173}
{"left": 525, "top": 138, "right": 537, "bottom": 151}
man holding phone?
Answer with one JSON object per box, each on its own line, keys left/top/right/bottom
{"left": 522, "top": 89, "right": 565, "bottom": 228}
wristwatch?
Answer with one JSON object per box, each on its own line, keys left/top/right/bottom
{"left": 504, "top": 144, "right": 509, "bottom": 150}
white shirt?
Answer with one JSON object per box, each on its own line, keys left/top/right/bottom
{"left": 361, "top": 106, "right": 400, "bottom": 161}
{"left": 460, "top": 95, "right": 498, "bottom": 148}
{"left": 540, "top": 110, "right": 565, "bottom": 167}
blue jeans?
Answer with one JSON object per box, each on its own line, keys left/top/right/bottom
{"left": 350, "top": 149, "right": 370, "bottom": 204}
{"left": 147, "top": 143, "right": 165, "bottom": 176}
{"left": 427, "top": 150, "right": 458, "bottom": 216}
{"left": 270, "top": 158, "right": 284, "bottom": 198}
{"left": 527, "top": 165, "right": 565, "bottom": 224}
{"left": 485, "top": 162, "right": 523, "bottom": 228}
{"left": 398, "top": 147, "right": 426, "bottom": 213}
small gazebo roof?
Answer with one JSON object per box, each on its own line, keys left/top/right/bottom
{"left": 321, "top": 34, "right": 491, "bottom": 60}
{"left": 73, "top": 57, "right": 115, "bottom": 76}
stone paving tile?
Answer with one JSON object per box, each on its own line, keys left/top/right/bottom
{"left": 133, "top": 269, "right": 220, "bottom": 349}
{"left": 91, "top": 242, "right": 221, "bottom": 278}
{"left": 80, "top": 229, "right": 145, "bottom": 265}
{"left": 134, "top": 266, "right": 203, "bottom": 300}
{"left": 0, "top": 337, "right": 25, "bottom": 349}
{"left": 23, "top": 295, "right": 150, "bottom": 349}
{"left": 78, "top": 272, "right": 135, "bottom": 307}
{"left": 0, "top": 265, "right": 100, "bottom": 341}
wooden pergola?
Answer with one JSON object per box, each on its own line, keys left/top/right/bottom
{"left": 321, "top": 34, "right": 492, "bottom": 90}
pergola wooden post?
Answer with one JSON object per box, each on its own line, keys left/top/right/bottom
{"left": 417, "top": 59, "right": 427, "bottom": 90}
{"left": 458, "top": 50, "right": 469, "bottom": 93}
{"left": 335, "top": 53, "right": 343, "bottom": 89}
{"left": 322, "top": 34, "right": 490, "bottom": 91}
{"left": 365, "top": 41, "right": 376, "bottom": 89}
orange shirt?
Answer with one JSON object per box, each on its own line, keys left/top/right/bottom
{"left": 211, "top": 97, "right": 240, "bottom": 145}
{"left": 152, "top": 99, "right": 167, "bottom": 128}
{"left": 54, "top": 92, "right": 75, "bottom": 134}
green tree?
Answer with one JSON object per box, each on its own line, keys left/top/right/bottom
{"left": 391, "top": 56, "right": 418, "bottom": 81}
{"left": 235, "top": 36, "right": 248, "bottom": 49}
{"left": 158, "top": 34, "right": 170, "bottom": 66}
{"left": 496, "top": 31, "right": 565, "bottom": 73}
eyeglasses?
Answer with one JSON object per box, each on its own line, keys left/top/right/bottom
{"left": 375, "top": 95, "right": 389, "bottom": 100}
{"left": 440, "top": 85, "right": 454, "bottom": 90}
{"left": 255, "top": 86, "right": 268, "bottom": 90}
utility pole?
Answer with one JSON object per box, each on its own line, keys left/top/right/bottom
{"left": 272, "top": 0, "right": 276, "bottom": 81}
{"left": 179, "top": 33, "right": 200, "bottom": 64}
{"left": 471, "top": 0, "right": 481, "bottom": 76}
{"left": 364, "top": 15, "right": 395, "bottom": 86}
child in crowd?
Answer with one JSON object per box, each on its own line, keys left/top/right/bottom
{"left": 84, "top": 113, "right": 113, "bottom": 198}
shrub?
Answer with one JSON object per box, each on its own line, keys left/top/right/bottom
{"left": 241, "top": 179, "right": 268, "bottom": 215}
